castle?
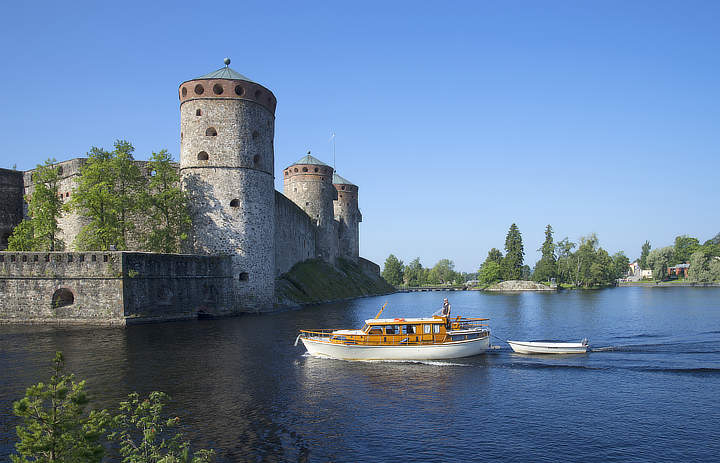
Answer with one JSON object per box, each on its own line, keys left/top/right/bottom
{"left": 0, "top": 60, "right": 377, "bottom": 324}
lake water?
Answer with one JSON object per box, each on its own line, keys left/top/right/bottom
{"left": 1, "top": 287, "right": 719, "bottom": 462}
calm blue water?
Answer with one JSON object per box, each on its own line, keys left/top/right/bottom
{"left": 1, "top": 287, "right": 719, "bottom": 462}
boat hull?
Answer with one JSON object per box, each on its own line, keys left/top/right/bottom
{"left": 507, "top": 340, "right": 588, "bottom": 354}
{"left": 301, "top": 336, "right": 490, "bottom": 361}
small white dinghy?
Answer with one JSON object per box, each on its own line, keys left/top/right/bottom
{"left": 507, "top": 338, "right": 589, "bottom": 354}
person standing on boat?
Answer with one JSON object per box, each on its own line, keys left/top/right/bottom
{"left": 442, "top": 298, "right": 451, "bottom": 317}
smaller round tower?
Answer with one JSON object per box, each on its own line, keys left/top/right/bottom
{"left": 283, "top": 153, "right": 338, "bottom": 263}
{"left": 333, "top": 173, "right": 361, "bottom": 260}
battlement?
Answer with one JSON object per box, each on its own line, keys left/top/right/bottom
{"left": 179, "top": 78, "right": 277, "bottom": 115}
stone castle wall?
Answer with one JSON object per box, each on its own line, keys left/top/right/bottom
{"left": 0, "top": 168, "right": 24, "bottom": 250}
{"left": 0, "top": 251, "right": 233, "bottom": 325}
{"left": 333, "top": 183, "right": 361, "bottom": 260}
{"left": 274, "top": 191, "right": 317, "bottom": 275}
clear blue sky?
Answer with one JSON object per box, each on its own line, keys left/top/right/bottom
{"left": 2, "top": 1, "right": 718, "bottom": 272}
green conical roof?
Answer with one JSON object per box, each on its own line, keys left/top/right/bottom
{"left": 291, "top": 154, "right": 330, "bottom": 167}
{"left": 332, "top": 172, "right": 356, "bottom": 186}
{"left": 196, "top": 66, "right": 256, "bottom": 83}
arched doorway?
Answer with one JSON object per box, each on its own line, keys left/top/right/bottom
{"left": 52, "top": 288, "right": 74, "bottom": 309}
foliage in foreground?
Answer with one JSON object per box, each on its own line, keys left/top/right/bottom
{"left": 12, "top": 352, "right": 214, "bottom": 463}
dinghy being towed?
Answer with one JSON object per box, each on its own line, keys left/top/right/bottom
{"left": 507, "top": 338, "right": 589, "bottom": 354}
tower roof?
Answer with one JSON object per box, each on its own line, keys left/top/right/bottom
{"left": 195, "top": 66, "right": 256, "bottom": 83}
{"left": 291, "top": 154, "right": 330, "bottom": 167}
{"left": 332, "top": 173, "right": 356, "bottom": 186}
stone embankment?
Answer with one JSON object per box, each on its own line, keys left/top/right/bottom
{"left": 486, "top": 280, "right": 557, "bottom": 291}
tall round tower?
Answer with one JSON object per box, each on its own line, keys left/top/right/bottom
{"left": 283, "top": 153, "right": 338, "bottom": 263}
{"left": 332, "top": 173, "right": 361, "bottom": 260}
{"left": 179, "top": 59, "right": 276, "bottom": 311}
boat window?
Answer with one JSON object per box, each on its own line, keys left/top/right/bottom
{"left": 402, "top": 325, "right": 416, "bottom": 335}
{"left": 433, "top": 324, "right": 441, "bottom": 334}
{"left": 361, "top": 324, "right": 369, "bottom": 332}
{"left": 385, "top": 325, "right": 397, "bottom": 335}
{"left": 423, "top": 324, "right": 431, "bottom": 334}
{"left": 368, "top": 327, "right": 383, "bottom": 335}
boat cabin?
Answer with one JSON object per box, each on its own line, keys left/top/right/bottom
{"left": 327, "top": 316, "right": 488, "bottom": 346}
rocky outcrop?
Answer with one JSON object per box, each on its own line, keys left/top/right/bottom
{"left": 486, "top": 280, "right": 556, "bottom": 291}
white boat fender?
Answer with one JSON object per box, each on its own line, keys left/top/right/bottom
{"left": 293, "top": 333, "right": 302, "bottom": 347}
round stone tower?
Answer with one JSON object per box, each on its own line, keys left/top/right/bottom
{"left": 332, "top": 172, "right": 361, "bottom": 260}
{"left": 179, "top": 59, "right": 276, "bottom": 311}
{"left": 283, "top": 153, "right": 338, "bottom": 263}
{"left": 0, "top": 168, "right": 24, "bottom": 250}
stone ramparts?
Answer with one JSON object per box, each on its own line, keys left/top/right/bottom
{"left": 0, "top": 252, "right": 233, "bottom": 325}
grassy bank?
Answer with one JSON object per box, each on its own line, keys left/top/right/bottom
{"left": 275, "top": 258, "right": 395, "bottom": 308}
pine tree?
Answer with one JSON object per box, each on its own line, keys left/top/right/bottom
{"left": 502, "top": 223, "right": 524, "bottom": 280}
{"left": 533, "top": 224, "right": 557, "bottom": 282}
{"left": 11, "top": 352, "right": 109, "bottom": 463}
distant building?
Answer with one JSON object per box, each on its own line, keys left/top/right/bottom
{"left": 668, "top": 263, "right": 690, "bottom": 278}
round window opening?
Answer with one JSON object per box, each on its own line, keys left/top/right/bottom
{"left": 314, "top": 167, "right": 318, "bottom": 172}
{"left": 235, "top": 85, "right": 244, "bottom": 96}
{"left": 230, "top": 199, "right": 240, "bottom": 207}
{"left": 213, "top": 83, "right": 224, "bottom": 95}
{"left": 294, "top": 168, "right": 298, "bottom": 172}
{"left": 182, "top": 87, "right": 187, "bottom": 97}
{"left": 302, "top": 167, "right": 308, "bottom": 172}
{"left": 197, "top": 151, "right": 209, "bottom": 161}
{"left": 194, "top": 84, "right": 204, "bottom": 95}
{"left": 205, "top": 127, "right": 217, "bottom": 136}
{"left": 239, "top": 272, "right": 249, "bottom": 281}
{"left": 52, "top": 288, "right": 74, "bottom": 309}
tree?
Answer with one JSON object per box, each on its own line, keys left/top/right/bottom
{"left": 533, "top": 224, "right": 557, "bottom": 282}
{"left": 11, "top": 352, "right": 109, "bottom": 463}
{"left": 688, "top": 250, "right": 720, "bottom": 283}
{"left": 673, "top": 235, "right": 699, "bottom": 265}
{"left": 502, "top": 223, "right": 524, "bottom": 280}
{"left": 381, "top": 254, "right": 404, "bottom": 286}
{"left": 486, "top": 248, "right": 503, "bottom": 265}
{"left": 430, "top": 259, "right": 455, "bottom": 284}
{"left": 403, "top": 258, "right": 424, "bottom": 286}
{"left": 478, "top": 260, "right": 502, "bottom": 285}
{"left": 611, "top": 251, "right": 630, "bottom": 281}
{"left": 8, "top": 159, "right": 64, "bottom": 252}
{"left": 639, "top": 241, "right": 651, "bottom": 270}
{"left": 109, "top": 392, "right": 214, "bottom": 463}
{"left": 143, "top": 150, "right": 191, "bottom": 253}
{"left": 555, "top": 237, "right": 576, "bottom": 284}
{"left": 72, "top": 141, "right": 146, "bottom": 251}
{"left": 646, "top": 246, "right": 674, "bottom": 281}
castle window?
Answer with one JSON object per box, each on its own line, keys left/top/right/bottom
{"left": 181, "top": 132, "right": 183, "bottom": 140}
{"left": 52, "top": 288, "right": 75, "bottom": 309}
{"left": 197, "top": 151, "right": 209, "bottom": 161}
{"left": 252, "top": 130, "right": 259, "bottom": 140}
{"left": 92, "top": 255, "right": 97, "bottom": 262}
{"left": 57, "top": 166, "right": 63, "bottom": 175}
{"left": 341, "top": 186, "right": 346, "bottom": 190}
{"left": 314, "top": 167, "right": 318, "bottom": 172}
{"left": 45, "top": 255, "right": 50, "bottom": 262}
{"left": 253, "top": 155, "right": 260, "bottom": 165}
{"left": 103, "top": 255, "right": 108, "bottom": 262}
{"left": 294, "top": 168, "right": 298, "bottom": 172}
{"left": 79, "top": 255, "right": 85, "bottom": 262}
{"left": 284, "top": 171, "right": 288, "bottom": 176}
{"left": 67, "top": 255, "right": 73, "bottom": 262}
{"left": 235, "top": 85, "right": 244, "bottom": 96}
{"left": 205, "top": 127, "right": 217, "bottom": 137}
{"left": 254, "top": 90, "right": 261, "bottom": 99}
{"left": 340, "top": 194, "right": 343, "bottom": 198}
{"left": 22, "top": 255, "right": 27, "bottom": 262}
{"left": 196, "top": 109, "right": 202, "bottom": 116}
{"left": 11, "top": 255, "right": 16, "bottom": 262}
{"left": 230, "top": 199, "right": 240, "bottom": 207}
{"left": 194, "top": 84, "right": 204, "bottom": 95}
{"left": 66, "top": 192, "right": 69, "bottom": 197}
{"left": 34, "top": 255, "right": 39, "bottom": 262}
{"left": 213, "top": 83, "right": 224, "bottom": 95}
{"left": 239, "top": 272, "right": 249, "bottom": 281}
{"left": 305, "top": 202, "right": 310, "bottom": 206}
{"left": 182, "top": 87, "right": 187, "bottom": 97}
{"left": 302, "top": 167, "right": 308, "bottom": 172}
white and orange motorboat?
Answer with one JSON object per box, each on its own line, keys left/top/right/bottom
{"left": 295, "top": 304, "right": 490, "bottom": 361}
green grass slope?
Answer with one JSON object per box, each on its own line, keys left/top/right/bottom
{"left": 275, "top": 258, "right": 395, "bottom": 308}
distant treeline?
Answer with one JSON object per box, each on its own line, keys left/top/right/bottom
{"left": 381, "top": 257, "right": 474, "bottom": 287}
{"left": 640, "top": 234, "right": 720, "bottom": 282}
